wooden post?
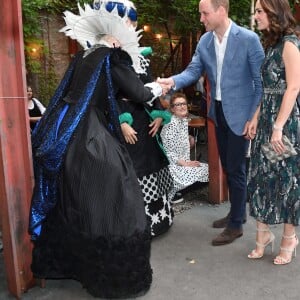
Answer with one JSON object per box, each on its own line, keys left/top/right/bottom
{"left": 206, "top": 81, "right": 228, "bottom": 204}
{"left": 0, "top": 0, "right": 35, "bottom": 298}
{"left": 295, "top": 3, "right": 300, "bottom": 21}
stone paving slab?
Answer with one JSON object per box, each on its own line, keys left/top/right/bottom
{"left": 1, "top": 200, "right": 299, "bottom": 300}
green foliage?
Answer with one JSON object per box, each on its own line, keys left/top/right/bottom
{"left": 135, "top": 0, "right": 255, "bottom": 34}
{"left": 22, "top": 0, "right": 300, "bottom": 83}
{"left": 135, "top": 0, "right": 201, "bottom": 75}
{"left": 22, "top": 0, "right": 44, "bottom": 40}
{"left": 135, "top": 0, "right": 256, "bottom": 75}
{"left": 135, "top": 0, "right": 299, "bottom": 76}
{"left": 135, "top": 0, "right": 201, "bottom": 35}
{"left": 230, "top": 0, "right": 252, "bottom": 28}
{"left": 22, "top": 0, "right": 86, "bottom": 102}
{"left": 37, "top": 57, "right": 58, "bottom": 106}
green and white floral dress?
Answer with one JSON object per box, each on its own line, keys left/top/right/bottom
{"left": 248, "top": 35, "right": 300, "bottom": 225}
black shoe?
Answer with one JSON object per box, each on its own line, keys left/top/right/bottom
{"left": 212, "top": 227, "right": 243, "bottom": 246}
{"left": 212, "top": 213, "right": 247, "bottom": 228}
{"left": 171, "top": 192, "right": 184, "bottom": 204}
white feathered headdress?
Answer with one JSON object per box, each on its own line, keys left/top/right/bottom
{"left": 93, "top": 0, "right": 137, "bottom": 20}
{"left": 59, "top": 2, "right": 148, "bottom": 74}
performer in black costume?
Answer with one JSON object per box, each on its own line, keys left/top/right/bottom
{"left": 106, "top": 0, "right": 174, "bottom": 236}
{"left": 29, "top": 4, "right": 163, "bottom": 298}
{"left": 119, "top": 76, "right": 174, "bottom": 236}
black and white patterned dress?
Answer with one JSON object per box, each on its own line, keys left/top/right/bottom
{"left": 119, "top": 96, "right": 174, "bottom": 237}
{"left": 161, "top": 115, "right": 209, "bottom": 200}
{"left": 138, "top": 165, "right": 173, "bottom": 236}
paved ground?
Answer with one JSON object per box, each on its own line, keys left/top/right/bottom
{"left": 1, "top": 195, "right": 299, "bottom": 300}
{"left": 1, "top": 144, "right": 299, "bottom": 299}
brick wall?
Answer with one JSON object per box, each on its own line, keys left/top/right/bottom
{"left": 41, "top": 13, "right": 71, "bottom": 81}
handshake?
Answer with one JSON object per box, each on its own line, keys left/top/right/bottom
{"left": 144, "top": 77, "right": 175, "bottom": 105}
{"left": 156, "top": 77, "right": 175, "bottom": 96}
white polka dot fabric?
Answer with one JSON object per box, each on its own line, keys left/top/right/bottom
{"left": 161, "top": 115, "right": 209, "bottom": 200}
{"left": 138, "top": 167, "right": 174, "bottom": 236}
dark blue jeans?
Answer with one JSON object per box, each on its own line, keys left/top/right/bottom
{"left": 215, "top": 102, "right": 249, "bottom": 229}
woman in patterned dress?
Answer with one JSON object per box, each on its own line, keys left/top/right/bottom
{"left": 161, "top": 92, "right": 209, "bottom": 202}
{"left": 247, "top": 0, "right": 300, "bottom": 265}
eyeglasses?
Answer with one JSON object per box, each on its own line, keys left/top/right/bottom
{"left": 94, "top": 1, "right": 138, "bottom": 22}
{"left": 172, "top": 102, "right": 187, "bottom": 108}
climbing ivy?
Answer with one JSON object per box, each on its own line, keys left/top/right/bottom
{"left": 22, "top": 0, "right": 86, "bottom": 103}
{"left": 22, "top": 0, "right": 299, "bottom": 93}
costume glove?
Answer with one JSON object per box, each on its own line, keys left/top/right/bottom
{"left": 144, "top": 82, "right": 162, "bottom": 106}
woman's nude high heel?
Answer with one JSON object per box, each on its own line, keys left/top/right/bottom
{"left": 273, "top": 233, "right": 299, "bottom": 265}
{"left": 248, "top": 228, "right": 275, "bottom": 259}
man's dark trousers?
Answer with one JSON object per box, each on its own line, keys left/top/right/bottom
{"left": 215, "top": 101, "right": 249, "bottom": 229}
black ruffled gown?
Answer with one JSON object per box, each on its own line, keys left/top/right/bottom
{"left": 29, "top": 46, "right": 155, "bottom": 298}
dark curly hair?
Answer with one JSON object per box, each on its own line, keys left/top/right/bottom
{"left": 259, "top": 0, "right": 300, "bottom": 49}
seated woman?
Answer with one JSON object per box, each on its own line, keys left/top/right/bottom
{"left": 161, "top": 92, "right": 209, "bottom": 203}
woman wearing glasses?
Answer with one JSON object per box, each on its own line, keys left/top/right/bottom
{"left": 161, "top": 92, "right": 209, "bottom": 203}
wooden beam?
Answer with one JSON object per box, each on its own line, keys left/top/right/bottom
{"left": 205, "top": 81, "right": 228, "bottom": 204}
{"left": 0, "top": 0, "right": 35, "bottom": 298}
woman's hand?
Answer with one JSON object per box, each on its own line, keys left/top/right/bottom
{"left": 178, "top": 159, "right": 201, "bottom": 167}
{"left": 270, "top": 129, "right": 285, "bottom": 154}
{"left": 185, "top": 160, "right": 201, "bottom": 167}
{"left": 121, "top": 123, "right": 138, "bottom": 144}
{"left": 149, "top": 117, "right": 162, "bottom": 137}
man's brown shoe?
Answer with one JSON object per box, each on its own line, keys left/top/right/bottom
{"left": 212, "top": 227, "right": 243, "bottom": 246}
{"left": 212, "top": 214, "right": 230, "bottom": 228}
{"left": 212, "top": 214, "right": 247, "bottom": 228}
